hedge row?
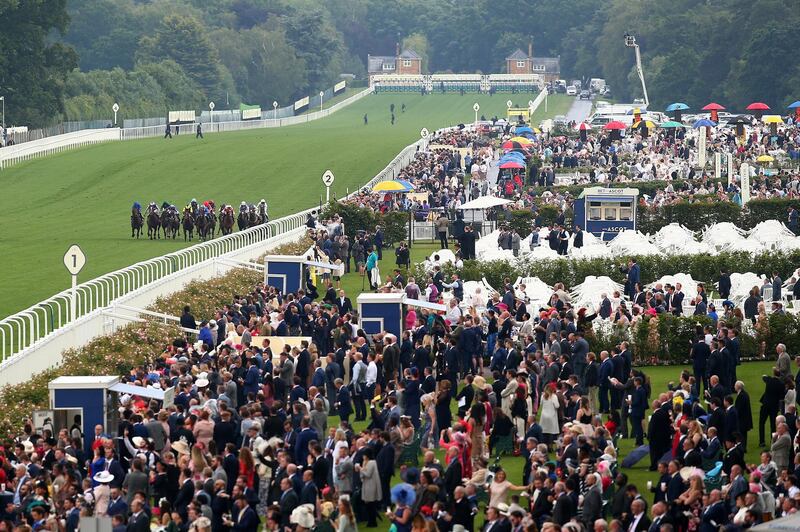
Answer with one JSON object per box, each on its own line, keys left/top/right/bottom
{"left": 446, "top": 250, "right": 800, "bottom": 291}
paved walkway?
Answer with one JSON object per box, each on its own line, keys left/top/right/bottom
{"left": 565, "top": 98, "right": 593, "bottom": 122}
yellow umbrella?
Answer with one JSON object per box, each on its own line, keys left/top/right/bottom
{"left": 509, "top": 136, "right": 533, "bottom": 144}
{"left": 756, "top": 155, "right": 774, "bottom": 163}
{"left": 631, "top": 120, "right": 656, "bottom": 129}
{"left": 372, "top": 180, "right": 414, "bottom": 192}
{"left": 763, "top": 115, "right": 784, "bottom": 124}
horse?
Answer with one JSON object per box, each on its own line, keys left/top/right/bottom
{"left": 257, "top": 200, "right": 269, "bottom": 224}
{"left": 196, "top": 210, "right": 211, "bottom": 241}
{"left": 146, "top": 206, "right": 161, "bottom": 239}
{"left": 182, "top": 207, "right": 195, "bottom": 241}
{"left": 161, "top": 209, "right": 178, "bottom": 239}
{"left": 131, "top": 207, "right": 144, "bottom": 239}
{"left": 207, "top": 209, "right": 217, "bottom": 239}
{"left": 219, "top": 206, "right": 235, "bottom": 236}
{"left": 248, "top": 206, "right": 260, "bottom": 228}
{"left": 237, "top": 209, "right": 249, "bottom": 232}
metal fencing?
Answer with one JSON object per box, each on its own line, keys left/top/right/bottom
{"left": 0, "top": 117, "right": 429, "bottom": 387}
{"left": 0, "top": 128, "right": 121, "bottom": 169}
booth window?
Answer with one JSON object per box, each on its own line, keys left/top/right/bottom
{"left": 588, "top": 204, "right": 602, "bottom": 220}
{"left": 603, "top": 208, "right": 617, "bottom": 221}
{"left": 619, "top": 205, "right": 633, "bottom": 220}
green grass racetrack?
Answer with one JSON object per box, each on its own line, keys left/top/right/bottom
{"left": 0, "top": 93, "right": 572, "bottom": 318}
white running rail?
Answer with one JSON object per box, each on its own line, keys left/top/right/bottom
{"left": 0, "top": 126, "right": 429, "bottom": 387}
{"left": 0, "top": 87, "right": 375, "bottom": 167}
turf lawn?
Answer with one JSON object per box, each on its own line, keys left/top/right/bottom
{"left": 0, "top": 94, "right": 571, "bottom": 318}
{"left": 326, "top": 243, "right": 777, "bottom": 530}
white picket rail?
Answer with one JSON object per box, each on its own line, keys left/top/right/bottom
{"left": 0, "top": 87, "right": 375, "bottom": 165}
{"left": 0, "top": 124, "right": 430, "bottom": 387}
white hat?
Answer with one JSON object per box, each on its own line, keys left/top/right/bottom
{"left": 290, "top": 504, "right": 315, "bottom": 528}
{"left": 22, "top": 441, "right": 34, "bottom": 454}
{"left": 93, "top": 471, "right": 115, "bottom": 484}
{"left": 196, "top": 378, "right": 209, "bottom": 389}
{"left": 197, "top": 372, "right": 209, "bottom": 380}
{"left": 495, "top": 502, "right": 510, "bottom": 516}
{"left": 171, "top": 440, "right": 190, "bottom": 456}
{"left": 132, "top": 436, "right": 146, "bottom": 448}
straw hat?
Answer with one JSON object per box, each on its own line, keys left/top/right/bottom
{"left": 320, "top": 501, "right": 335, "bottom": 519}
{"left": 195, "top": 378, "right": 209, "bottom": 389}
{"left": 171, "top": 440, "right": 190, "bottom": 456}
{"left": 22, "top": 441, "right": 34, "bottom": 455}
{"left": 290, "top": 504, "right": 315, "bottom": 528}
{"left": 93, "top": 471, "right": 115, "bottom": 484}
{"left": 495, "top": 502, "right": 510, "bottom": 516}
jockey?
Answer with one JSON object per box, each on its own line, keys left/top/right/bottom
{"left": 190, "top": 198, "right": 199, "bottom": 217}
{"left": 149, "top": 202, "right": 158, "bottom": 212}
{"left": 258, "top": 199, "right": 269, "bottom": 222}
{"left": 132, "top": 201, "right": 141, "bottom": 212}
{"left": 239, "top": 201, "right": 248, "bottom": 214}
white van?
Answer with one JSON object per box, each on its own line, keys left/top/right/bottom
{"left": 566, "top": 85, "right": 577, "bottom": 96}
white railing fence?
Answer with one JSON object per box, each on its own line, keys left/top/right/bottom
{"left": 0, "top": 87, "right": 375, "bottom": 167}
{"left": 0, "top": 123, "right": 430, "bottom": 387}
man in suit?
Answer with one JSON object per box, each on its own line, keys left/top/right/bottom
{"left": 702, "top": 427, "right": 722, "bottom": 462}
{"left": 580, "top": 473, "right": 603, "bottom": 529}
{"left": 278, "top": 477, "right": 299, "bottom": 528}
{"left": 144, "top": 411, "right": 167, "bottom": 452}
{"left": 551, "top": 482, "right": 576, "bottom": 525}
{"left": 691, "top": 336, "right": 710, "bottom": 396}
{"left": 707, "top": 397, "right": 726, "bottom": 438}
{"left": 334, "top": 378, "right": 352, "bottom": 424}
{"left": 229, "top": 494, "right": 259, "bottom": 531}
{"left": 759, "top": 368, "right": 785, "bottom": 446}
{"left": 482, "top": 505, "right": 511, "bottom": 532}
{"left": 337, "top": 289, "right": 353, "bottom": 315}
{"left": 681, "top": 438, "right": 703, "bottom": 468}
{"left": 444, "top": 447, "right": 462, "bottom": 497}
{"left": 647, "top": 502, "right": 671, "bottom": 532}
{"left": 173, "top": 468, "right": 195, "bottom": 522}
{"left": 770, "top": 422, "right": 792, "bottom": 471}
{"left": 294, "top": 417, "right": 318, "bottom": 467}
{"left": 647, "top": 399, "right": 673, "bottom": 471}
{"left": 670, "top": 283, "right": 685, "bottom": 316}
{"left": 665, "top": 460, "right": 684, "bottom": 503}
{"left": 722, "top": 438, "right": 745, "bottom": 476}
{"left": 299, "top": 469, "right": 318, "bottom": 505}
{"left": 450, "top": 486, "right": 474, "bottom": 531}
{"left": 223, "top": 443, "right": 240, "bottom": 494}
{"left": 376, "top": 432, "right": 396, "bottom": 509}
{"left": 726, "top": 465, "right": 748, "bottom": 512}
{"left": 700, "top": 489, "right": 728, "bottom": 532}
{"left": 625, "top": 498, "right": 650, "bottom": 532}
{"left": 629, "top": 376, "right": 647, "bottom": 445}
{"left": 599, "top": 293, "right": 612, "bottom": 319}
{"left": 598, "top": 350, "right": 614, "bottom": 413}
{"left": 126, "top": 499, "right": 150, "bottom": 532}
{"left": 723, "top": 395, "right": 739, "bottom": 443}
{"left": 106, "top": 487, "right": 128, "bottom": 518}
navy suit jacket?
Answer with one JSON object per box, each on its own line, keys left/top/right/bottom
{"left": 232, "top": 506, "right": 259, "bottom": 531}
{"left": 666, "top": 472, "right": 684, "bottom": 502}
{"left": 294, "top": 428, "right": 319, "bottom": 466}
{"left": 700, "top": 501, "right": 727, "bottom": 532}
{"left": 630, "top": 386, "right": 647, "bottom": 419}
{"left": 336, "top": 386, "right": 352, "bottom": 417}
{"left": 598, "top": 359, "right": 614, "bottom": 386}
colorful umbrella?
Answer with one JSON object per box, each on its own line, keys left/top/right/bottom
{"left": 789, "top": 101, "right": 800, "bottom": 120}
{"left": 372, "top": 180, "right": 414, "bottom": 193}
{"left": 515, "top": 126, "right": 534, "bottom": 135}
{"left": 499, "top": 161, "right": 526, "bottom": 169}
{"left": 660, "top": 121, "right": 686, "bottom": 128}
{"left": 746, "top": 102, "right": 770, "bottom": 111}
{"left": 665, "top": 103, "right": 689, "bottom": 112}
{"left": 603, "top": 121, "right": 627, "bottom": 130}
{"left": 501, "top": 141, "right": 529, "bottom": 150}
{"left": 692, "top": 119, "right": 716, "bottom": 128}
{"left": 762, "top": 115, "right": 783, "bottom": 124}
{"left": 509, "top": 136, "right": 533, "bottom": 144}
{"left": 576, "top": 123, "right": 591, "bottom": 131}
{"left": 702, "top": 102, "right": 725, "bottom": 122}
{"left": 756, "top": 155, "right": 774, "bottom": 162}
{"left": 727, "top": 116, "right": 750, "bottom": 125}
{"left": 630, "top": 120, "right": 656, "bottom": 129}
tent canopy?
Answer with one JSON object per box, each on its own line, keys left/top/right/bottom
{"left": 457, "top": 196, "right": 513, "bottom": 210}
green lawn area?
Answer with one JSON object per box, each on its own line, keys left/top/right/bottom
{"left": 0, "top": 94, "right": 572, "bottom": 318}
{"left": 325, "top": 245, "right": 776, "bottom": 529}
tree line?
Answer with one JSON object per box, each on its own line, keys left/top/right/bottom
{"left": 1, "top": 0, "right": 798, "bottom": 127}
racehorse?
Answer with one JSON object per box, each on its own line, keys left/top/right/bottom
{"left": 257, "top": 200, "right": 269, "bottom": 224}
{"left": 182, "top": 207, "right": 195, "bottom": 241}
{"left": 207, "top": 209, "right": 217, "bottom": 239}
{"left": 196, "top": 209, "right": 212, "bottom": 241}
{"left": 146, "top": 204, "right": 161, "bottom": 239}
{"left": 131, "top": 203, "right": 144, "bottom": 239}
{"left": 219, "top": 205, "right": 235, "bottom": 236}
{"left": 248, "top": 205, "right": 260, "bottom": 228}
{"left": 237, "top": 209, "right": 249, "bottom": 232}
{"left": 161, "top": 207, "right": 179, "bottom": 239}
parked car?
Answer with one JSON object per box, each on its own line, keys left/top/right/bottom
{"left": 555, "top": 84, "right": 567, "bottom": 94}
{"left": 566, "top": 85, "right": 577, "bottom": 96}
{"left": 579, "top": 90, "right": 591, "bottom": 100}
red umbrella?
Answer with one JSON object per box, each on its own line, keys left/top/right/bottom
{"left": 499, "top": 161, "right": 525, "bottom": 169}
{"left": 603, "top": 121, "right": 626, "bottom": 130}
{"left": 702, "top": 102, "right": 725, "bottom": 122}
{"left": 577, "top": 122, "right": 591, "bottom": 131}
{"left": 746, "top": 102, "right": 770, "bottom": 120}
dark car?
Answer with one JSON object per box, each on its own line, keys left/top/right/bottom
{"left": 579, "top": 90, "right": 591, "bottom": 100}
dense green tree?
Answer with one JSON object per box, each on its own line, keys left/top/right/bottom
{"left": 0, "top": 0, "right": 77, "bottom": 127}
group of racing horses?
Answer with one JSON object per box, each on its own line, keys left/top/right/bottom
{"left": 130, "top": 200, "right": 269, "bottom": 241}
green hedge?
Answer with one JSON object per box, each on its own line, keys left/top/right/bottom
{"left": 322, "top": 202, "right": 408, "bottom": 244}
{"left": 441, "top": 250, "right": 800, "bottom": 297}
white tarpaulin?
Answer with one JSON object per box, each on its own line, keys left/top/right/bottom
{"left": 457, "top": 196, "right": 513, "bottom": 210}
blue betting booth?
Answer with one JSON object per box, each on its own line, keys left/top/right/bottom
{"left": 572, "top": 187, "right": 639, "bottom": 241}
{"left": 264, "top": 254, "right": 343, "bottom": 295}
{"left": 49, "top": 376, "right": 172, "bottom": 456}
{"left": 357, "top": 293, "right": 446, "bottom": 338}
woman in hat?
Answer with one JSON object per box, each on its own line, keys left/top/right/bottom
{"left": 358, "top": 449, "right": 382, "bottom": 527}
{"left": 337, "top": 496, "right": 357, "bottom": 532}
{"left": 540, "top": 383, "right": 561, "bottom": 447}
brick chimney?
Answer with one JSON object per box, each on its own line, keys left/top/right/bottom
{"left": 528, "top": 39, "right": 533, "bottom": 59}
{"left": 396, "top": 42, "right": 401, "bottom": 57}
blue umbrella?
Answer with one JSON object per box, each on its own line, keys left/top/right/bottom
{"left": 693, "top": 118, "right": 716, "bottom": 129}
{"left": 391, "top": 483, "right": 416, "bottom": 505}
{"left": 501, "top": 152, "right": 526, "bottom": 160}
{"left": 500, "top": 155, "right": 526, "bottom": 164}
{"left": 665, "top": 102, "right": 689, "bottom": 112}
{"left": 788, "top": 101, "right": 800, "bottom": 109}
{"left": 515, "top": 126, "right": 534, "bottom": 135}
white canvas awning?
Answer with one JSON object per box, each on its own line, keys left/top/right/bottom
{"left": 457, "top": 196, "right": 513, "bottom": 210}
{"left": 403, "top": 297, "right": 446, "bottom": 311}
{"left": 109, "top": 382, "right": 169, "bottom": 401}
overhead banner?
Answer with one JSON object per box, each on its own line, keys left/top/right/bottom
{"left": 168, "top": 110, "right": 196, "bottom": 123}
{"left": 294, "top": 96, "right": 309, "bottom": 112}
{"left": 334, "top": 80, "right": 346, "bottom": 94}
